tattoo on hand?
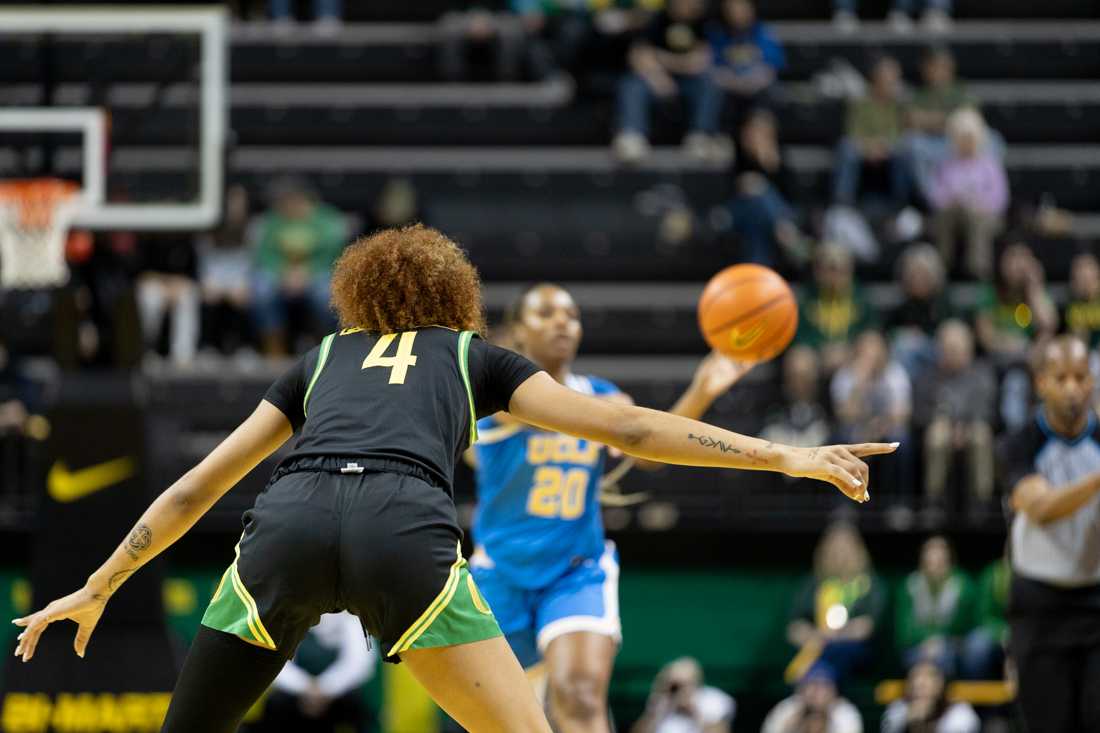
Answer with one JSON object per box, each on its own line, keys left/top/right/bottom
{"left": 107, "top": 570, "right": 135, "bottom": 592}
{"left": 688, "top": 433, "right": 741, "bottom": 454}
{"left": 125, "top": 524, "right": 152, "bottom": 561}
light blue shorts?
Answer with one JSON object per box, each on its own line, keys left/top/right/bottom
{"left": 470, "top": 541, "right": 621, "bottom": 668}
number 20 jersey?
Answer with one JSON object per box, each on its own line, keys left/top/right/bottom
{"left": 473, "top": 373, "right": 621, "bottom": 590}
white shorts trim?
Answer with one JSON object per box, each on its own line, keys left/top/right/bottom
{"left": 536, "top": 541, "right": 621, "bottom": 653}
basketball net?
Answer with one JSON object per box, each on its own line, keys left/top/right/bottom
{"left": 0, "top": 178, "right": 82, "bottom": 289}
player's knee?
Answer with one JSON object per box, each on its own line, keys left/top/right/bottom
{"left": 551, "top": 674, "right": 605, "bottom": 721}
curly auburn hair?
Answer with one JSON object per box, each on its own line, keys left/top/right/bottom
{"left": 330, "top": 224, "right": 485, "bottom": 334}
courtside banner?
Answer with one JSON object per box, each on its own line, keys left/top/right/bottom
{"left": 2, "top": 376, "right": 176, "bottom": 733}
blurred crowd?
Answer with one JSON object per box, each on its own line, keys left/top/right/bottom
{"left": 632, "top": 522, "right": 1008, "bottom": 733}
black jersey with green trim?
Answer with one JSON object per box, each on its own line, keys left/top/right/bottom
{"left": 263, "top": 326, "right": 540, "bottom": 493}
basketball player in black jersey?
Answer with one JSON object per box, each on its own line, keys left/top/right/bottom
{"left": 14, "top": 225, "right": 896, "bottom": 733}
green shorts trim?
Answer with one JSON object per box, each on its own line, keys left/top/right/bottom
{"left": 387, "top": 544, "right": 502, "bottom": 658}
{"left": 200, "top": 540, "right": 278, "bottom": 651}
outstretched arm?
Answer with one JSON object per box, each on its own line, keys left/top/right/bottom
{"left": 1012, "top": 472, "right": 1100, "bottom": 525}
{"left": 508, "top": 372, "right": 896, "bottom": 500}
{"left": 13, "top": 400, "right": 293, "bottom": 662}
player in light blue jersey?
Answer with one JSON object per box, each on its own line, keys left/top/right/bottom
{"left": 470, "top": 283, "right": 751, "bottom": 733}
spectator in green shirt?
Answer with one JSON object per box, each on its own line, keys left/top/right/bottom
{"left": 833, "top": 55, "right": 911, "bottom": 210}
{"left": 1063, "top": 251, "right": 1100, "bottom": 349}
{"left": 796, "top": 244, "right": 876, "bottom": 373}
{"left": 896, "top": 536, "right": 975, "bottom": 676}
{"left": 252, "top": 177, "right": 348, "bottom": 355}
{"left": 959, "top": 556, "right": 1008, "bottom": 680}
{"left": 974, "top": 241, "right": 1057, "bottom": 369}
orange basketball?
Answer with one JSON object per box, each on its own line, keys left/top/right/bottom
{"left": 697, "top": 263, "right": 798, "bottom": 362}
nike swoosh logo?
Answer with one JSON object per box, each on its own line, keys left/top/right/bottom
{"left": 47, "top": 456, "right": 136, "bottom": 503}
{"left": 729, "top": 320, "right": 767, "bottom": 349}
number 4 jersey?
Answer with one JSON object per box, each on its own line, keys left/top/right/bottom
{"left": 473, "top": 373, "right": 621, "bottom": 590}
{"left": 263, "top": 326, "right": 541, "bottom": 494}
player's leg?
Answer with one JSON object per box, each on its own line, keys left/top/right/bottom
{"left": 543, "top": 631, "right": 617, "bottom": 733}
{"left": 402, "top": 636, "right": 553, "bottom": 733}
{"left": 536, "top": 542, "right": 621, "bottom": 733}
{"left": 161, "top": 626, "right": 287, "bottom": 733}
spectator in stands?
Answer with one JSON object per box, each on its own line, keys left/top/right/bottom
{"left": 906, "top": 47, "right": 1000, "bottom": 202}
{"left": 832, "top": 0, "right": 951, "bottom": 34}
{"left": 915, "top": 320, "right": 996, "bottom": 508}
{"left": 197, "top": 184, "right": 253, "bottom": 357}
{"left": 728, "top": 109, "right": 809, "bottom": 267}
{"left": 707, "top": 0, "right": 785, "bottom": 130}
{"left": 960, "top": 555, "right": 1008, "bottom": 680}
{"left": 795, "top": 244, "right": 875, "bottom": 374}
{"left": 880, "top": 659, "right": 980, "bottom": 733}
{"left": 761, "top": 346, "right": 832, "bottom": 449}
{"left": 1063, "top": 251, "right": 1100, "bottom": 348}
{"left": 887, "top": 243, "right": 952, "bottom": 379}
{"left": 136, "top": 233, "right": 200, "bottom": 365}
{"left": 830, "top": 332, "right": 912, "bottom": 493}
{"left": 787, "top": 522, "right": 886, "bottom": 685}
{"left": 269, "top": 0, "right": 341, "bottom": 34}
{"left": 613, "top": 0, "right": 721, "bottom": 163}
{"left": 439, "top": 5, "right": 546, "bottom": 82}
{"left": 253, "top": 612, "right": 375, "bottom": 733}
{"left": 929, "top": 108, "right": 1008, "bottom": 282}
{"left": 364, "top": 178, "right": 423, "bottom": 232}
{"left": 252, "top": 177, "right": 347, "bottom": 356}
{"left": 895, "top": 536, "right": 975, "bottom": 675}
{"left": 974, "top": 241, "right": 1058, "bottom": 369}
{"left": 631, "top": 657, "right": 735, "bottom": 733}
{"left": 761, "top": 664, "right": 862, "bottom": 733}
{"left": 832, "top": 56, "right": 911, "bottom": 212}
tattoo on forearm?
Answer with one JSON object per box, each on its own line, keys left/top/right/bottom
{"left": 107, "top": 570, "right": 135, "bottom": 592}
{"left": 688, "top": 433, "right": 741, "bottom": 454}
{"left": 125, "top": 524, "right": 152, "bottom": 561}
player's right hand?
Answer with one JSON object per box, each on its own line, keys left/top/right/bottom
{"left": 783, "top": 443, "right": 899, "bottom": 502}
{"left": 12, "top": 585, "right": 108, "bottom": 662}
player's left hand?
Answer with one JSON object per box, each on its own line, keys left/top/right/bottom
{"left": 12, "top": 585, "right": 108, "bottom": 662}
{"left": 692, "top": 351, "right": 755, "bottom": 399}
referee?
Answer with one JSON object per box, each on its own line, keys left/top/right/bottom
{"left": 1001, "top": 335, "right": 1100, "bottom": 733}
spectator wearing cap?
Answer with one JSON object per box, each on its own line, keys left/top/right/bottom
{"left": 707, "top": 0, "right": 784, "bottom": 131}
{"left": 881, "top": 659, "right": 979, "bottom": 733}
{"left": 251, "top": 177, "right": 347, "bottom": 355}
{"left": 761, "top": 664, "right": 862, "bottom": 733}
{"left": 613, "top": 0, "right": 722, "bottom": 163}
{"left": 928, "top": 108, "right": 1009, "bottom": 281}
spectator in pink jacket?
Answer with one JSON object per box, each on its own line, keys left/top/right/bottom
{"left": 929, "top": 108, "right": 1008, "bottom": 281}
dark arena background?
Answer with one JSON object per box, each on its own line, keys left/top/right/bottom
{"left": 2, "top": 0, "right": 1099, "bottom": 731}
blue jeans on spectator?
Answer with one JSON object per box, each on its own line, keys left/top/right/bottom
{"left": 813, "top": 639, "right": 873, "bottom": 685}
{"left": 729, "top": 185, "right": 795, "bottom": 266}
{"left": 960, "top": 627, "right": 1005, "bottom": 680}
{"left": 270, "top": 0, "right": 341, "bottom": 20}
{"left": 834, "top": 0, "right": 951, "bottom": 11}
{"left": 617, "top": 72, "right": 723, "bottom": 139}
{"left": 833, "top": 137, "right": 912, "bottom": 209}
{"left": 252, "top": 270, "right": 336, "bottom": 336}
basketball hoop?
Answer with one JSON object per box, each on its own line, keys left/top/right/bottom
{"left": 0, "top": 178, "right": 82, "bottom": 289}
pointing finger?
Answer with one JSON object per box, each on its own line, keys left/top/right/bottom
{"left": 846, "top": 442, "right": 900, "bottom": 458}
